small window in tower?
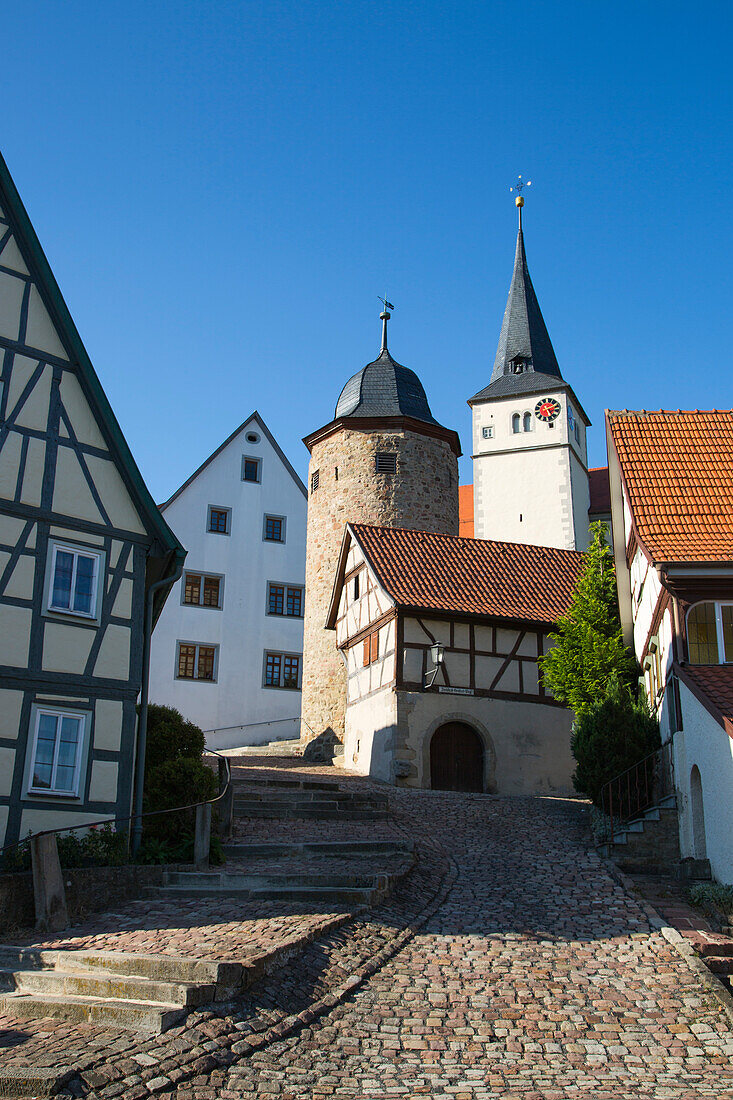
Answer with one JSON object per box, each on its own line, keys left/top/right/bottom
{"left": 353, "top": 574, "right": 360, "bottom": 600}
{"left": 311, "top": 469, "right": 320, "bottom": 493}
{"left": 574, "top": 423, "right": 580, "bottom": 442}
{"left": 523, "top": 412, "right": 532, "bottom": 432}
{"left": 512, "top": 413, "right": 520, "bottom": 434}
{"left": 482, "top": 426, "right": 494, "bottom": 439}
{"left": 375, "top": 453, "right": 397, "bottom": 474}
{"left": 334, "top": 466, "right": 339, "bottom": 481}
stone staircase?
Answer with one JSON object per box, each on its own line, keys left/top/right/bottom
{"left": 697, "top": 939, "right": 733, "bottom": 992}
{"left": 232, "top": 775, "right": 389, "bottom": 821}
{"left": 597, "top": 795, "right": 683, "bottom": 874}
{"left": 0, "top": 947, "right": 241, "bottom": 1032}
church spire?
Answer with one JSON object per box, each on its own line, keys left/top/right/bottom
{"left": 487, "top": 182, "right": 562, "bottom": 387}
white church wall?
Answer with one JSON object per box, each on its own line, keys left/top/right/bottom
{"left": 149, "top": 418, "right": 307, "bottom": 750}
{"left": 673, "top": 682, "right": 733, "bottom": 884}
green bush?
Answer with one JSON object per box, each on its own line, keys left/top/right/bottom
{"left": 1, "top": 822, "right": 127, "bottom": 872}
{"left": 571, "top": 675, "right": 661, "bottom": 806}
{"left": 689, "top": 882, "right": 733, "bottom": 915}
{"left": 140, "top": 704, "right": 217, "bottom": 847}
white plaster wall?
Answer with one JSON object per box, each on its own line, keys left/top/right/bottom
{"left": 403, "top": 692, "right": 575, "bottom": 794}
{"left": 674, "top": 682, "right": 733, "bottom": 883}
{"left": 148, "top": 419, "right": 307, "bottom": 750}
{"left": 472, "top": 390, "right": 589, "bottom": 550}
{"left": 344, "top": 688, "right": 398, "bottom": 784}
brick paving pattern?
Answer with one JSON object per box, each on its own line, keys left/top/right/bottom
{"left": 2, "top": 778, "right": 733, "bottom": 1098}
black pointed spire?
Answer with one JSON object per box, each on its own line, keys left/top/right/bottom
{"left": 470, "top": 201, "right": 563, "bottom": 403}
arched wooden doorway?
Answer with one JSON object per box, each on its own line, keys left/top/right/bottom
{"left": 430, "top": 722, "right": 484, "bottom": 792}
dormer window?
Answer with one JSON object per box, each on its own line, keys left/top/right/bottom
{"left": 510, "top": 356, "right": 531, "bottom": 375}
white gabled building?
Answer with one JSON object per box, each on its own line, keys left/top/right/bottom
{"left": 607, "top": 409, "right": 733, "bottom": 884}
{"left": 149, "top": 412, "right": 307, "bottom": 751}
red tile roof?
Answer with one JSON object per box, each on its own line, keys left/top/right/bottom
{"left": 608, "top": 410, "right": 733, "bottom": 562}
{"left": 588, "top": 466, "right": 611, "bottom": 516}
{"left": 350, "top": 524, "right": 584, "bottom": 624}
{"left": 678, "top": 665, "right": 733, "bottom": 733}
{"left": 458, "top": 485, "right": 474, "bottom": 538}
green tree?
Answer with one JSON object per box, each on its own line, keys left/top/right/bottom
{"left": 571, "top": 674, "right": 660, "bottom": 804}
{"left": 539, "top": 522, "right": 637, "bottom": 717}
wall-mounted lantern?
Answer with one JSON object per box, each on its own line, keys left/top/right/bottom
{"left": 423, "top": 643, "right": 445, "bottom": 689}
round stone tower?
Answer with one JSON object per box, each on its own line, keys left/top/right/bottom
{"left": 300, "top": 312, "right": 461, "bottom": 754}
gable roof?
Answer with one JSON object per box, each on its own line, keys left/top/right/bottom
{"left": 160, "top": 410, "right": 307, "bottom": 510}
{"left": 329, "top": 523, "right": 584, "bottom": 627}
{"left": 0, "top": 152, "right": 184, "bottom": 590}
{"left": 607, "top": 409, "right": 733, "bottom": 563}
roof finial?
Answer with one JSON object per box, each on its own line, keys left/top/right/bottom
{"left": 510, "top": 174, "right": 531, "bottom": 232}
{"left": 377, "top": 294, "right": 394, "bottom": 352}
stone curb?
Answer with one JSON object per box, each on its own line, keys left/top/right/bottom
{"left": 221, "top": 841, "right": 455, "bottom": 1073}
{"left": 600, "top": 856, "right": 733, "bottom": 1029}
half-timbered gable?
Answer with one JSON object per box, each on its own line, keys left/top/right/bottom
{"left": 0, "top": 153, "right": 184, "bottom": 848}
{"left": 328, "top": 523, "right": 583, "bottom": 792}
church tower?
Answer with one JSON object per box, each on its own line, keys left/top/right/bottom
{"left": 469, "top": 192, "right": 591, "bottom": 551}
{"left": 300, "top": 308, "right": 461, "bottom": 752}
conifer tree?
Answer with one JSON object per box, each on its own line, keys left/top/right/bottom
{"left": 539, "top": 522, "right": 637, "bottom": 716}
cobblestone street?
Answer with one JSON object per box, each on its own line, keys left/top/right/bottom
{"left": 2, "top": 783, "right": 733, "bottom": 1099}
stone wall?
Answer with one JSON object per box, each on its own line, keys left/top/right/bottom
{"left": 301, "top": 424, "right": 459, "bottom": 747}
{"left": 0, "top": 864, "right": 171, "bottom": 935}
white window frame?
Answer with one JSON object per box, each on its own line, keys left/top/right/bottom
{"left": 47, "top": 541, "right": 103, "bottom": 620}
{"left": 687, "top": 601, "right": 733, "bottom": 664}
{"left": 27, "top": 707, "right": 86, "bottom": 797}
{"left": 482, "top": 425, "right": 494, "bottom": 439}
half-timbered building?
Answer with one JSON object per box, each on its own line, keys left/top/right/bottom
{"left": 327, "top": 523, "right": 584, "bottom": 793}
{"left": 0, "top": 153, "right": 184, "bottom": 849}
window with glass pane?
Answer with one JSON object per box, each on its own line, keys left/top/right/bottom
{"left": 283, "top": 655, "right": 300, "bottom": 688}
{"left": 687, "top": 602, "right": 719, "bottom": 664}
{"left": 178, "top": 644, "right": 197, "bottom": 678}
{"left": 269, "top": 585, "right": 284, "bottom": 614}
{"left": 722, "top": 605, "right": 733, "bottom": 662}
{"left": 265, "top": 516, "right": 283, "bottom": 541}
{"left": 208, "top": 508, "right": 229, "bottom": 533}
{"left": 202, "top": 577, "right": 220, "bottom": 607}
{"left": 286, "top": 587, "right": 302, "bottom": 617}
{"left": 184, "top": 574, "right": 202, "bottom": 604}
{"left": 197, "top": 646, "right": 216, "bottom": 680}
{"left": 50, "top": 546, "right": 99, "bottom": 616}
{"left": 243, "top": 458, "right": 260, "bottom": 482}
{"left": 265, "top": 653, "right": 281, "bottom": 686}
{"left": 30, "top": 711, "right": 82, "bottom": 794}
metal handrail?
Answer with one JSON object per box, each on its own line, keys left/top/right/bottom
{"left": 0, "top": 747, "right": 232, "bottom": 863}
{"left": 599, "top": 740, "right": 674, "bottom": 846}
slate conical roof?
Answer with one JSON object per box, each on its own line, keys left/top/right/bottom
{"left": 335, "top": 347, "right": 439, "bottom": 424}
{"left": 470, "top": 228, "right": 563, "bottom": 403}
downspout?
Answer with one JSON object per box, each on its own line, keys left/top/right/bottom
{"left": 132, "top": 558, "right": 184, "bottom": 855}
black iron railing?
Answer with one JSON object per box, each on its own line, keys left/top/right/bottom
{"left": 599, "top": 740, "right": 674, "bottom": 845}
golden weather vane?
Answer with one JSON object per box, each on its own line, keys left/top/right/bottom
{"left": 510, "top": 175, "right": 532, "bottom": 229}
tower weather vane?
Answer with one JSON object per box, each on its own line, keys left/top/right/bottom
{"left": 510, "top": 175, "right": 531, "bottom": 230}
{"left": 378, "top": 294, "right": 394, "bottom": 352}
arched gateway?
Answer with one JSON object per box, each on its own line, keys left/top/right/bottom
{"left": 430, "top": 722, "right": 484, "bottom": 792}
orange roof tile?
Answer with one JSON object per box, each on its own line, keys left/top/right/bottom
{"left": 350, "top": 524, "right": 584, "bottom": 624}
{"left": 608, "top": 410, "right": 733, "bottom": 562}
{"left": 458, "top": 484, "right": 474, "bottom": 538}
{"left": 679, "top": 665, "right": 733, "bottom": 729}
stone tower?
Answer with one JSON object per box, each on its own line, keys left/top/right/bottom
{"left": 300, "top": 310, "right": 461, "bottom": 752}
{"left": 469, "top": 194, "right": 591, "bottom": 551}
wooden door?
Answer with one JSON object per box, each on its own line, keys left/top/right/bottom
{"left": 430, "top": 722, "right": 484, "bottom": 792}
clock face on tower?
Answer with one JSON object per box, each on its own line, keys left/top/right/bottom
{"left": 535, "top": 397, "right": 562, "bottom": 423}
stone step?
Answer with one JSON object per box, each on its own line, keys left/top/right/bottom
{"left": 0, "top": 946, "right": 235, "bottom": 989}
{"left": 0, "top": 965, "right": 215, "bottom": 1007}
{"left": 222, "top": 839, "right": 412, "bottom": 858}
{"left": 0, "top": 989, "right": 186, "bottom": 1032}
{"left": 703, "top": 955, "right": 733, "bottom": 974}
{"left": 233, "top": 801, "right": 388, "bottom": 820}
{"left": 697, "top": 940, "right": 733, "bottom": 958}
{"left": 155, "top": 883, "right": 377, "bottom": 904}
{"left": 0, "top": 1066, "right": 74, "bottom": 1098}
{"left": 163, "top": 870, "right": 385, "bottom": 890}
{"left": 232, "top": 789, "right": 384, "bottom": 805}
{"left": 230, "top": 776, "right": 339, "bottom": 791}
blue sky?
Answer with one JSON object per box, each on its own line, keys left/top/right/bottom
{"left": 3, "top": 1, "right": 731, "bottom": 496}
